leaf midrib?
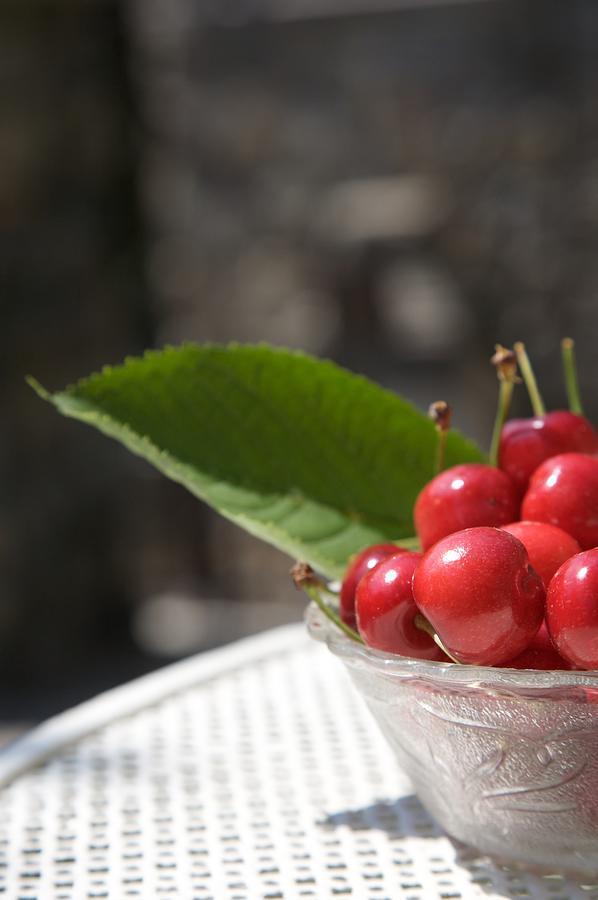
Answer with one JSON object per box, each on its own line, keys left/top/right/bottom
{"left": 196, "top": 353, "right": 401, "bottom": 518}
{"left": 70, "top": 350, "right": 419, "bottom": 528}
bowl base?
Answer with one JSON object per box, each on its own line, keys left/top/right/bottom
{"left": 451, "top": 835, "right": 598, "bottom": 884}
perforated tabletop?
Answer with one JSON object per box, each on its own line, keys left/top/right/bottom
{"left": 0, "top": 624, "right": 596, "bottom": 900}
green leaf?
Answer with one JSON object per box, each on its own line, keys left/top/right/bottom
{"left": 30, "top": 344, "right": 484, "bottom": 579}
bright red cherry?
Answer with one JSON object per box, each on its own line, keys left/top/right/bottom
{"left": 521, "top": 453, "right": 598, "bottom": 550}
{"left": 414, "top": 464, "right": 519, "bottom": 551}
{"left": 499, "top": 411, "right": 598, "bottom": 496}
{"left": 503, "top": 623, "right": 571, "bottom": 670}
{"left": 544, "top": 410, "right": 598, "bottom": 452}
{"left": 340, "top": 543, "right": 403, "bottom": 629}
{"left": 355, "top": 552, "right": 445, "bottom": 659}
{"left": 501, "top": 520, "right": 581, "bottom": 589}
{"left": 499, "top": 418, "right": 561, "bottom": 496}
{"left": 546, "top": 548, "right": 598, "bottom": 669}
{"left": 412, "top": 526, "right": 545, "bottom": 666}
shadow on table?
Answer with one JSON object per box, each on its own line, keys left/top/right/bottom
{"left": 319, "top": 797, "right": 597, "bottom": 900}
{"left": 319, "top": 795, "right": 442, "bottom": 839}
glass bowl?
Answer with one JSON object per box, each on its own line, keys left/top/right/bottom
{"left": 306, "top": 602, "right": 598, "bottom": 877}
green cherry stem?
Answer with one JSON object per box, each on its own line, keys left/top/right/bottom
{"left": 291, "top": 562, "right": 364, "bottom": 644}
{"left": 489, "top": 380, "right": 514, "bottom": 467}
{"left": 304, "top": 583, "right": 364, "bottom": 643}
{"left": 414, "top": 613, "right": 461, "bottom": 664}
{"left": 489, "top": 344, "right": 518, "bottom": 468}
{"left": 514, "top": 341, "right": 546, "bottom": 417}
{"left": 561, "top": 337, "right": 584, "bottom": 415}
{"left": 428, "top": 401, "right": 452, "bottom": 476}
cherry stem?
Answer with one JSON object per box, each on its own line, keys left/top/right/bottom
{"left": 489, "top": 345, "right": 518, "bottom": 468}
{"left": 514, "top": 342, "right": 546, "bottom": 417}
{"left": 561, "top": 337, "right": 584, "bottom": 415}
{"left": 428, "top": 401, "right": 452, "bottom": 476}
{"left": 414, "top": 613, "right": 461, "bottom": 664}
{"left": 291, "top": 562, "right": 364, "bottom": 644}
{"left": 489, "top": 380, "right": 514, "bottom": 467}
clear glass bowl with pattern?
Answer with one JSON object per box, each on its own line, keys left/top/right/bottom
{"left": 306, "top": 602, "right": 598, "bottom": 877}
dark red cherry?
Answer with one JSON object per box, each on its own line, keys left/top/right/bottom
{"left": 340, "top": 543, "right": 403, "bottom": 629}
{"left": 501, "top": 520, "right": 581, "bottom": 589}
{"left": 521, "top": 453, "right": 598, "bottom": 550}
{"left": 412, "top": 527, "right": 545, "bottom": 666}
{"left": 503, "top": 622, "right": 571, "bottom": 670}
{"left": 546, "top": 548, "right": 598, "bottom": 669}
{"left": 355, "top": 552, "right": 445, "bottom": 659}
{"left": 499, "top": 411, "right": 598, "bottom": 496}
{"left": 414, "top": 463, "right": 519, "bottom": 552}
{"left": 543, "top": 410, "right": 598, "bottom": 451}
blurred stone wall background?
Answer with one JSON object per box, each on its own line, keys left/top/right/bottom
{"left": 3, "top": 0, "right": 598, "bottom": 716}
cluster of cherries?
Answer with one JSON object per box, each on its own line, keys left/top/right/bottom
{"left": 335, "top": 340, "right": 598, "bottom": 671}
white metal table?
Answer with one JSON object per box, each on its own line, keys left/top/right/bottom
{"left": 0, "top": 624, "right": 595, "bottom": 900}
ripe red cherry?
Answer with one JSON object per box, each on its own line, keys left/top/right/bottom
{"left": 414, "top": 463, "right": 519, "bottom": 551}
{"left": 546, "top": 548, "right": 598, "bottom": 669}
{"left": 499, "top": 418, "right": 560, "bottom": 496}
{"left": 503, "top": 623, "right": 571, "bottom": 670}
{"left": 412, "top": 526, "right": 545, "bottom": 666}
{"left": 521, "top": 453, "right": 598, "bottom": 550}
{"left": 501, "top": 520, "right": 581, "bottom": 589}
{"left": 340, "top": 543, "right": 402, "bottom": 629}
{"left": 355, "top": 552, "right": 445, "bottom": 659}
{"left": 499, "top": 411, "right": 598, "bottom": 496}
{"left": 545, "top": 410, "right": 598, "bottom": 452}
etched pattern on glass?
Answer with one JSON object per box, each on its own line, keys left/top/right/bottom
{"left": 308, "top": 602, "right": 598, "bottom": 875}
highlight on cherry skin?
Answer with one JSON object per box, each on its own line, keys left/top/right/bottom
{"left": 521, "top": 452, "right": 598, "bottom": 550}
{"left": 339, "top": 542, "right": 403, "bottom": 629}
{"left": 412, "top": 526, "right": 545, "bottom": 666}
{"left": 414, "top": 463, "right": 519, "bottom": 552}
{"left": 354, "top": 551, "right": 445, "bottom": 660}
{"left": 546, "top": 548, "right": 598, "bottom": 670}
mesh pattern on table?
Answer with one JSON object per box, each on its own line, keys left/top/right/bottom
{"left": 1, "top": 637, "right": 597, "bottom": 900}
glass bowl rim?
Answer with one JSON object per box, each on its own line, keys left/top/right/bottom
{"left": 305, "top": 602, "right": 598, "bottom": 690}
